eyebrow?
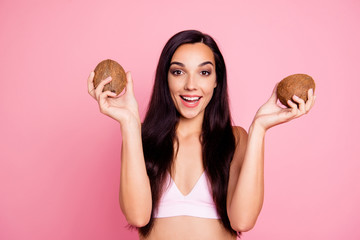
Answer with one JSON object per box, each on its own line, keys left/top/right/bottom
{"left": 169, "top": 61, "right": 214, "bottom": 67}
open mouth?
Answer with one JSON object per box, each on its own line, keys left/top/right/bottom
{"left": 179, "top": 95, "right": 202, "bottom": 108}
{"left": 180, "top": 96, "right": 201, "bottom": 103}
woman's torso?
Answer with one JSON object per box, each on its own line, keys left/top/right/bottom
{"left": 140, "top": 216, "right": 236, "bottom": 240}
{"left": 140, "top": 130, "right": 236, "bottom": 240}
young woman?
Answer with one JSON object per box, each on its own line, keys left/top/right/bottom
{"left": 87, "top": 30, "right": 315, "bottom": 240}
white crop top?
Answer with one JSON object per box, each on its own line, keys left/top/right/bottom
{"left": 153, "top": 172, "right": 220, "bottom": 219}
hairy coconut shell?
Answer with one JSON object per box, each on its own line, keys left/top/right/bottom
{"left": 277, "top": 74, "right": 315, "bottom": 107}
{"left": 93, "top": 59, "right": 126, "bottom": 95}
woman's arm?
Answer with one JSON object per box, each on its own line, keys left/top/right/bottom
{"left": 88, "top": 72, "right": 152, "bottom": 227}
{"left": 119, "top": 121, "right": 152, "bottom": 227}
{"left": 227, "top": 85, "right": 316, "bottom": 232}
{"left": 227, "top": 124, "right": 264, "bottom": 232}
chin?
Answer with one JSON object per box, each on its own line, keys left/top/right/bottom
{"left": 181, "top": 114, "right": 198, "bottom": 119}
{"left": 178, "top": 109, "right": 203, "bottom": 120}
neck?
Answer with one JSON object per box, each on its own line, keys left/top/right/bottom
{"left": 176, "top": 112, "right": 204, "bottom": 138}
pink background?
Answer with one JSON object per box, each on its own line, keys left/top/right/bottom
{"left": 1, "top": 0, "right": 359, "bottom": 239}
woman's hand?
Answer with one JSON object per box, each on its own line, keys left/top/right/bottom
{"left": 87, "top": 71, "right": 141, "bottom": 126}
{"left": 252, "top": 83, "right": 316, "bottom": 132}
{"left": 89, "top": 72, "right": 152, "bottom": 225}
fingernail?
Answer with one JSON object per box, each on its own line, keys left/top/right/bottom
{"left": 287, "top": 100, "right": 293, "bottom": 106}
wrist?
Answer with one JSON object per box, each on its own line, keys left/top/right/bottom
{"left": 249, "top": 120, "right": 266, "bottom": 136}
{"left": 120, "top": 118, "right": 142, "bottom": 134}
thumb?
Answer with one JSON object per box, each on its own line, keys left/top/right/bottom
{"left": 125, "top": 71, "right": 135, "bottom": 95}
{"left": 267, "top": 82, "right": 279, "bottom": 104}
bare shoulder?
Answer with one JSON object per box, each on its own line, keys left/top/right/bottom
{"left": 232, "top": 126, "right": 248, "bottom": 146}
{"left": 231, "top": 126, "right": 248, "bottom": 169}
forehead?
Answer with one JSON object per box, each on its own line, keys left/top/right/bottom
{"left": 171, "top": 43, "right": 215, "bottom": 64}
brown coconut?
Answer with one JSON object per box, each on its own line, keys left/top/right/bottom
{"left": 93, "top": 59, "right": 126, "bottom": 95}
{"left": 277, "top": 74, "right": 315, "bottom": 108}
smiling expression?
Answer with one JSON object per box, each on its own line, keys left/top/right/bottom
{"left": 168, "top": 43, "right": 217, "bottom": 120}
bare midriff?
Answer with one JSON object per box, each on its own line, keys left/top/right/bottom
{"left": 139, "top": 216, "right": 237, "bottom": 240}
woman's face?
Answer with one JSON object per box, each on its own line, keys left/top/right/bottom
{"left": 168, "top": 43, "right": 217, "bottom": 120}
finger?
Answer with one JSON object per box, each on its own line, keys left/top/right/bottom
{"left": 287, "top": 99, "right": 300, "bottom": 116}
{"left": 95, "top": 76, "right": 112, "bottom": 100}
{"left": 98, "top": 90, "right": 117, "bottom": 111}
{"left": 305, "top": 88, "right": 314, "bottom": 112}
{"left": 287, "top": 99, "right": 297, "bottom": 110}
{"left": 87, "top": 71, "right": 96, "bottom": 98}
{"left": 292, "top": 95, "right": 306, "bottom": 113}
{"left": 277, "top": 100, "right": 297, "bottom": 121}
{"left": 311, "top": 95, "right": 317, "bottom": 109}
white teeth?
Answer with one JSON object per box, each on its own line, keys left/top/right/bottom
{"left": 182, "top": 96, "right": 200, "bottom": 101}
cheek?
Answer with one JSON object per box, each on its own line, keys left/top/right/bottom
{"left": 167, "top": 80, "right": 179, "bottom": 106}
{"left": 168, "top": 75, "right": 186, "bottom": 94}
{"left": 204, "top": 80, "right": 217, "bottom": 103}
{"left": 203, "top": 78, "right": 217, "bottom": 95}
{"left": 168, "top": 81, "right": 177, "bottom": 97}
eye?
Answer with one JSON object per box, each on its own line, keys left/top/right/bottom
{"left": 200, "top": 71, "right": 211, "bottom": 76}
{"left": 171, "top": 70, "right": 183, "bottom": 76}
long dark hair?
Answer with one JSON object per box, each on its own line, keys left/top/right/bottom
{"left": 139, "top": 30, "right": 240, "bottom": 237}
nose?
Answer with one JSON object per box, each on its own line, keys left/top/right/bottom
{"left": 184, "top": 74, "right": 197, "bottom": 90}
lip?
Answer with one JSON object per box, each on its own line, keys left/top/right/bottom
{"left": 180, "top": 95, "right": 202, "bottom": 108}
